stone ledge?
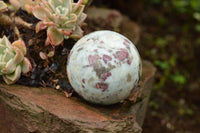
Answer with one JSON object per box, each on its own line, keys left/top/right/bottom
{"left": 0, "top": 60, "right": 156, "bottom": 133}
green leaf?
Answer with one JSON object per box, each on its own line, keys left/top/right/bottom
{"left": 195, "top": 24, "right": 200, "bottom": 32}
{"left": 82, "top": 0, "right": 88, "bottom": 5}
{"left": 3, "top": 48, "right": 15, "bottom": 62}
{"left": 154, "top": 60, "right": 169, "bottom": 70}
{"left": 73, "top": 4, "right": 85, "bottom": 17}
{"left": 0, "top": 36, "right": 12, "bottom": 48}
{"left": 12, "top": 40, "right": 27, "bottom": 55}
{"left": 168, "top": 55, "right": 177, "bottom": 67}
{"left": 190, "top": 0, "right": 200, "bottom": 12}
{"left": 77, "top": 13, "right": 87, "bottom": 25}
{"left": 149, "top": 101, "right": 159, "bottom": 110}
{"left": 3, "top": 65, "right": 21, "bottom": 85}
{"left": 1, "top": 59, "right": 16, "bottom": 74}
{"left": 13, "top": 46, "right": 24, "bottom": 64}
{"left": 0, "top": 1, "right": 7, "bottom": 12}
{"left": 48, "top": 0, "right": 62, "bottom": 9}
{"left": 62, "top": 0, "right": 72, "bottom": 12}
{"left": 20, "top": 58, "right": 32, "bottom": 74}
{"left": 172, "top": 0, "right": 189, "bottom": 13}
{"left": 47, "top": 26, "right": 64, "bottom": 46}
{"left": 155, "top": 37, "right": 167, "bottom": 47}
{"left": 193, "top": 12, "right": 200, "bottom": 21}
{"left": 62, "top": 14, "right": 77, "bottom": 29}
{"left": 32, "top": 4, "right": 52, "bottom": 20}
{"left": 0, "top": 62, "right": 6, "bottom": 73}
{"left": 171, "top": 73, "right": 186, "bottom": 84}
{"left": 70, "top": 26, "right": 83, "bottom": 39}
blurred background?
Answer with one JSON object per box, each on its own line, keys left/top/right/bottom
{"left": 90, "top": 0, "right": 200, "bottom": 132}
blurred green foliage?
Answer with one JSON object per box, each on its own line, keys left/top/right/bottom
{"left": 171, "top": 73, "right": 186, "bottom": 85}
{"left": 172, "top": 0, "right": 200, "bottom": 33}
{"left": 146, "top": 0, "right": 200, "bottom": 12}
{"left": 139, "top": 0, "right": 199, "bottom": 131}
{"left": 146, "top": 0, "right": 200, "bottom": 32}
{"left": 83, "top": 0, "right": 88, "bottom": 5}
{"left": 142, "top": 0, "right": 200, "bottom": 90}
{"left": 178, "top": 106, "right": 194, "bottom": 116}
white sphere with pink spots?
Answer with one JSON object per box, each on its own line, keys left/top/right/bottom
{"left": 67, "top": 30, "right": 142, "bottom": 105}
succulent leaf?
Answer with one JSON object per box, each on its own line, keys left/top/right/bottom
{"left": 0, "top": 62, "right": 6, "bottom": 73}
{"left": 32, "top": 0, "right": 87, "bottom": 46}
{"left": 77, "top": 12, "right": 87, "bottom": 25}
{"left": 21, "top": 57, "right": 32, "bottom": 74}
{"left": 3, "top": 65, "right": 21, "bottom": 85}
{"left": 32, "top": 5, "right": 52, "bottom": 20}
{"left": 36, "top": 21, "right": 48, "bottom": 33}
{"left": 0, "top": 36, "right": 32, "bottom": 84}
{"left": 62, "top": 14, "right": 77, "bottom": 28}
{"left": 72, "top": 4, "right": 84, "bottom": 17}
{"left": 9, "top": 0, "right": 33, "bottom": 13}
{"left": 0, "top": 44, "right": 7, "bottom": 53}
{"left": 12, "top": 40, "right": 27, "bottom": 55}
{"left": 1, "top": 59, "right": 16, "bottom": 74}
{"left": 47, "top": 26, "right": 64, "bottom": 46}
{"left": 0, "top": 36, "right": 12, "bottom": 48}
{"left": 2, "top": 49, "right": 15, "bottom": 62}
{"left": 13, "top": 46, "right": 24, "bottom": 64}
{"left": 0, "top": 1, "right": 8, "bottom": 13}
{"left": 47, "top": 51, "right": 55, "bottom": 57}
{"left": 70, "top": 26, "right": 83, "bottom": 39}
{"left": 63, "top": 0, "right": 73, "bottom": 9}
{"left": 49, "top": 0, "right": 63, "bottom": 10}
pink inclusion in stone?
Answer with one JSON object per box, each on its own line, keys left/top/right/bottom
{"left": 82, "top": 84, "right": 85, "bottom": 88}
{"left": 114, "top": 48, "right": 129, "bottom": 61}
{"left": 100, "top": 41, "right": 104, "bottom": 43}
{"left": 102, "top": 72, "right": 112, "bottom": 81}
{"left": 123, "top": 41, "right": 129, "bottom": 48}
{"left": 103, "top": 54, "right": 112, "bottom": 64}
{"left": 82, "top": 79, "right": 85, "bottom": 84}
{"left": 95, "top": 82, "right": 108, "bottom": 92}
{"left": 88, "top": 54, "right": 100, "bottom": 66}
{"left": 124, "top": 39, "right": 130, "bottom": 44}
{"left": 127, "top": 59, "right": 132, "bottom": 65}
{"left": 123, "top": 39, "right": 131, "bottom": 48}
{"left": 94, "top": 49, "right": 98, "bottom": 52}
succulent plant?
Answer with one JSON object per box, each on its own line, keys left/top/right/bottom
{"left": 9, "top": 0, "right": 33, "bottom": 13}
{"left": 32, "top": 0, "right": 87, "bottom": 46}
{"left": 0, "top": 1, "right": 8, "bottom": 13}
{"left": 0, "top": 36, "right": 32, "bottom": 84}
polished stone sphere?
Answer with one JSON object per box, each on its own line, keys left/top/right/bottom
{"left": 67, "top": 30, "right": 142, "bottom": 105}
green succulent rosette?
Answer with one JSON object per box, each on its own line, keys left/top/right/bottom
{"left": 0, "top": 36, "right": 32, "bottom": 84}
{"left": 32, "top": 0, "right": 87, "bottom": 46}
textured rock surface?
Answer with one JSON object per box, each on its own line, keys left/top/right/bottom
{"left": 0, "top": 61, "right": 156, "bottom": 133}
